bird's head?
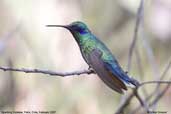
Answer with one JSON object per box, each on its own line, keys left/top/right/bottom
{"left": 46, "top": 21, "right": 90, "bottom": 35}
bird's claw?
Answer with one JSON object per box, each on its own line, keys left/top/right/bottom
{"left": 88, "top": 66, "right": 95, "bottom": 73}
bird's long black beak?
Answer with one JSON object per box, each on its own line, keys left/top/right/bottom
{"left": 46, "top": 25, "right": 70, "bottom": 30}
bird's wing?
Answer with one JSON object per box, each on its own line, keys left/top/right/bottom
{"left": 88, "top": 49, "right": 127, "bottom": 94}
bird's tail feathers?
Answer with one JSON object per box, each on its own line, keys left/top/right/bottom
{"left": 123, "top": 77, "right": 140, "bottom": 88}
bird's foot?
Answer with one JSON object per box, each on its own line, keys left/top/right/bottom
{"left": 88, "top": 66, "right": 95, "bottom": 74}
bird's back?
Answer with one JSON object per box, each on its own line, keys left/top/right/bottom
{"left": 80, "top": 34, "right": 139, "bottom": 92}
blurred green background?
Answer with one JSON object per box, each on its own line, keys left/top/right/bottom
{"left": 0, "top": 0, "right": 171, "bottom": 114}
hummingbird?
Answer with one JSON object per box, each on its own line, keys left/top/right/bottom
{"left": 46, "top": 21, "right": 139, "bottom": 94}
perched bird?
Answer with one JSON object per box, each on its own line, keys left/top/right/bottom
{"left": 46, "top": 21, "right": 139, "bottom": 94}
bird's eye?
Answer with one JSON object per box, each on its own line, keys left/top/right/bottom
{"left": 77, "top": 28, "right": 86, "bottom": 34}
{"left": 75, "top": 26, "right": 87, "bottom": 34}
{"left": 70, "top": 25, "right": 87, "bottom": 34}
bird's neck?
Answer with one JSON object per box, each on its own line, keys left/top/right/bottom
{"left": 70, "top": 31, "right": 92, "bottom": 46}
